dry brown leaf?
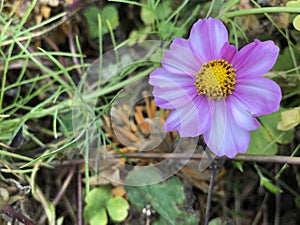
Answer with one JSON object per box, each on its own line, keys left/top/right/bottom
{"left": 112, "top": 186, "right": 126, "bottom": 197}
{"left": 40, "top": 5, "right": 51, "bottom": 19}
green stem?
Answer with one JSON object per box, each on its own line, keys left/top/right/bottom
{"left": 224, "top": 7, "right": 300, "bottom": 18}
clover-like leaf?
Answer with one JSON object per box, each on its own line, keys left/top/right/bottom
{"left": 106, "top": 196, "right": 129, "bottom": 222}
{"left": 87, "top": 208, "right": 107, "bottom": 225}
{"left": 84, "top": 186, "right": 112, "bottom": 225}
{"left": 83, "top": 5, "right": 119, "bottom": 39}
{"left": 101, "top": 5, "right": 119, "bottom": 33}
{"left": 286, "top": 0, "right": 300, "bottom": 7}
{"left": 293, "top": 14, "right": 300, "bottom": 31}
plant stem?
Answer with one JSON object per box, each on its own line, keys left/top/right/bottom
{"left": 36, "top": 152, "right": 300, "bottom": 168}
{"left": 223, "top": 7, "right": 300, "bottom": 18}
{"left": 205, "top": 162, "right": 216, "bottom": 225}
{"left": 2, "top": 206, "right": 36, "bottom": 225}
{"left": 204, "top": 154, "right": 225, "bottom": 225}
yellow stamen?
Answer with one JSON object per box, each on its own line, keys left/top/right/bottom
{"left": 194, "top": 59, "right": 236, "bottom": 100}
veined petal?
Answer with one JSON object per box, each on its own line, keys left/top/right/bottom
{"left": 149, "top": 68, "right": 197, "bottom": 109}
{"left": 165, "top": 95, "right": 211, "bottom": 136}
{"left": 220, "top": 42, "right": 238, "bottom": 64}
{"left": 226, "top": 95, "right": 260, "bottom": 131}
{"left": 189, "top": 18, "right": 228, "bottom": 62}
{"left": 162, "top": 38, "right": 202, "bottom": 75}
{"left": 234, "top": 40, "right": 279, "bottom": 79}
{"left": 233, "top": 77, "right": 281, "bottom": 116}
{"left": 203, "top": 101, "right": 250, "bottom": 158}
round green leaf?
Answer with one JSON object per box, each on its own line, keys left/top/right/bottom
{"left": 89, "top": 208, "right": 108, "bottom": 225}
{"left": 286, "top": 0, "right": 300, "bottom": 7}
{"left": 102, "top": 5, "right": 119, "bottom": 32}
{"left": 141, "top": 6, "right": 155, "bottom": 25}
{"left": 85, "top": 186, "right": 112, "bottom": 207}
{"left": 106, "top": 197, "right": 129, "bottom": 222}
{"left": 83, "top": 6, "right": 101, "bottom": 39}
{"left": 293, "top": 14, "right": 300, "bottom": 31}
{"left": 84, "top": 186, "right": 113, "bottom": 225}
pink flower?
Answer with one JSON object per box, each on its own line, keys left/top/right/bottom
{"left": 149, "top": 18, "right": 281, "bottom": 158}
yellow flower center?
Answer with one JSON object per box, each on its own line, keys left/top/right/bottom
{"left": 194, "top": 59, "right": 236, "bottom": 100}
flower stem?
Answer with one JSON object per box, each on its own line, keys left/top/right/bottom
{"left": 223, "top": 7, "right": 300, "bottom": 18}
{"left": 204, "top": 150, "right": 225, "bottom": 225}
{"left": 205, "top": 162, "right": 217, "bottom": 225}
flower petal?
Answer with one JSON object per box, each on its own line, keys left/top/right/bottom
{"left": 149, "top": 68, "right": 197, "bottom": 109}
{"left": 220, "top": 42, "right": 238, "bottom": 64}
{"left": 162, "top": 38, "right": 202, "bottom": 75}
{"left": 226, "top": 95, "right": 260, "bottom": 131}
{"left": 189, "top": 18, "right": 228, "bottom": 62}
{"left": 233, "top": 77, "right": 281, "bottom": 116}
{"left": 234, "top": 40, "right": 279, "bottom": 78}
{"left": 165, "top": 96, "right": 211, "bottom": 136}
{"left": 203, "top": 101, "right": 250, "bottom": 158}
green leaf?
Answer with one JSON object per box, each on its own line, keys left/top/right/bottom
{"left": 277, "top": 107, "right": 300, "bottom": 131}
{"left": 286, "top": 0, "right": 300, "bottom": 7}
{"left": 106, "top": 196, "right": 129, "bottom": 222}
{"left": 246, "top": 109, "right": 294, "bottom": 155}
{"left": 293, "top": 14, "right": 300, "bottom": 31}
{"left": 140, "top": 2, "right": 171, "bottom": 25}
{"left": 272, "top": 47, "right": 300, "bottom": 71}
{"left": 0, "top": 118, "right": 21, "bottom": 143}
{"left": 89, "top": 208, "right": 108, "bottom": 225}
{"left": 84, "top": 186, "right": 112, "bottom": 224}
{"left": 45, "top": 201, "right": 56, "bottom": 225}
{"left": 294, "top": 196, "right": 300, "bottom": 208}
{"left": 232, "top": 161, "right": 243, "bottom": 172}
{"left": 83, "top": 6, "right": 101, "bottom": 39}
{"left": 209, "top": 217, "right": 228, "bottom": 225}
{"left": 85, "top": 186, "right": 112, "bottom": 206}
{"left": 141, "top": 6, "right": 155, "bottom": 25}
{"left": 246, "top": 125, "right": 278, "bottom": 155}
{"left": 101, "top": 5, "right": 119, "bottom": 33}
{"left": 260, "top": 176, "right": 282, "bottom": 194}
{"left": 83, "top": 5, "right": 119, "bottom": 39}
{"left": 59, "top": 112, "right": 74, "bottom": 136}
{"left": 125, "top": 167, "right": 199, "bottom": 225}
{"left": 156, "top": 1, "right": 172, "bottom": 20}
{"left": 56, "top": 217, "right": 64, "bottom": 225}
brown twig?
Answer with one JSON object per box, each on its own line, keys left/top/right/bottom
{"left": 68, "top": 23, "right": 83, "bottom": 76}
{"left": 50, "top": 153, "right": 300, "bottom": 166}
{"left": 38, "top": 165, "right": 76, "bottom": 224}
{"left": 1, "top": 206, "right": 36, "bottom": 225}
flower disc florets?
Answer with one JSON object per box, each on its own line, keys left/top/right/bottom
{"left": 195, "top": 60, "right": 236, "bottom": 100}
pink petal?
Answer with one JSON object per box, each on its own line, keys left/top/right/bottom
{"left": 226, "top": 95, "right": 260, "bottom": 131}
{"left": 162, "top": 38, "right": 202, "bottom": 76}
{"left": 165, "top": 95, "right": 211, "bottom": 136}
{"left": 234, "top": 40, "right": 279, "bottom": 79}
{"left": 189, "top": 18, "right": 228, "bottom": 62}
{"left": 203, "top": 101, "right": 250, "bottom": 158}
{"left": 149, "top": 68, "right": 197, "bottom": 109}
{"left": 233, "top": 77, "right": 281, "bottom": 116}
{"left": 220, "top": 42, "right": 238, "bottom": 64}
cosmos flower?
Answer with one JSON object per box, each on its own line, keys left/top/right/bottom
{"left": 149, "top": 18, "right": 281, "bottom": 158}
